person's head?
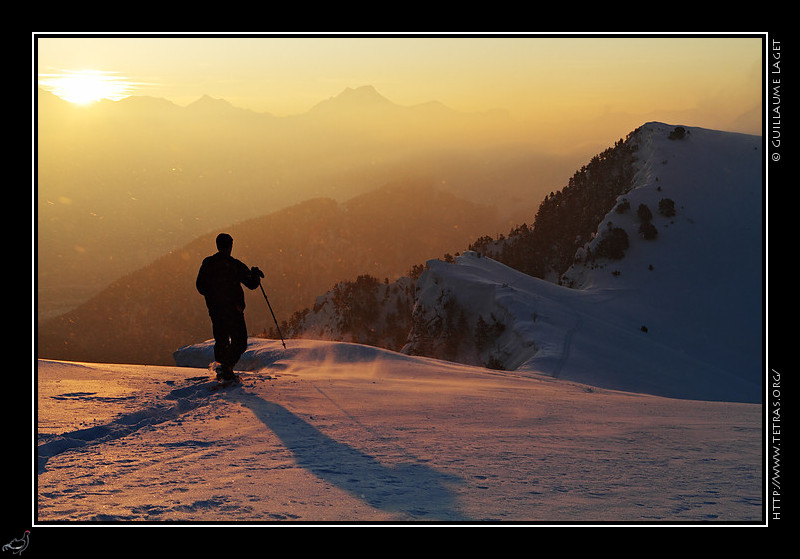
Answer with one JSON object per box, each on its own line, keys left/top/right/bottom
{"left": 216, "top": 233, "right": 233, "bottom": 255}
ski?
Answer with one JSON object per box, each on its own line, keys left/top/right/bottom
{"left": 208, "top": 372, "right": 242, "bottom": 391}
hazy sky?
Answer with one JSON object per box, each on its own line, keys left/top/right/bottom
{"left": 35, "top": 33, "right": 764, "bottom": 146}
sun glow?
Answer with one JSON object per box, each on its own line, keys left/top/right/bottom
{"left": 38, "top": 69, "right": 135, "bottom": 105}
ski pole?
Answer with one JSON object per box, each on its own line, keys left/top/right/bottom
{"left": 260, "top": 283, "right": 286, "bottom": 349}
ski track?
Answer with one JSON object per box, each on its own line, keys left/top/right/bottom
{"left": 37, "top": 370, "right": 469, "bottom": 522}
{"left": 552, "top": 314, "right": 583, "bottom": 379}
{"left": 37, "top": 377, "right": 220, "bottom": 475}
{"left": 234, "top": 383, "right": 468, "bottom": 521}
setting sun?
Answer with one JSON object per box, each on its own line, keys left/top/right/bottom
{"left": 38, "top": 69, "right": 134, "bottom": 105}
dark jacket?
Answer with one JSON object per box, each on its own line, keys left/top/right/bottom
{"left": 196, "top": 252, "right": 261, "bottom": 313}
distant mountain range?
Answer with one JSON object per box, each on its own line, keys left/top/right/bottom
{"left": 38, "top": 84, "right": 508, "bottom": 130}
{"left": 37, "top": 85, "right": 577, "bottom": 325}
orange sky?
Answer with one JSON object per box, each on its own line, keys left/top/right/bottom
{"left": 35, "top": 34, "right": 764, "bottom": 150}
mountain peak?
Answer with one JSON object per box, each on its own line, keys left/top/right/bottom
{"left": 309, "top": 85, "right": 394, "bottom": 114}
{"left": 186, "top": 94, "right": 234, "bottom": 110}
{"left": 183, "top": 94, "right": 267, "bottom": 119}
{"left": 337, "top": 85, "right": 389, "bottom": 102}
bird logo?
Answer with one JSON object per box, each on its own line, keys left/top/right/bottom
{"left": 2, "top": 531, "right": 29, "bottom": 555}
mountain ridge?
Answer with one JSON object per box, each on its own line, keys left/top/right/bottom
{"left": 282, "top": 122, "right": 763, "bottom": 402}
{"left": 38, "top": 84, "right": 497, "bottom": 120}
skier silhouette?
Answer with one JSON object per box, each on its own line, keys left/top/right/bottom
{"left": 196, "top": 233, "right": 264, "bottom": 381}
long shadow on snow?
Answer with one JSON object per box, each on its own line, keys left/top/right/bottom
{"left": 234, "top": 390, "right": 469, "bottom": 521}
{"left": 38, "top": 379, "right": 216, "bottom": 475}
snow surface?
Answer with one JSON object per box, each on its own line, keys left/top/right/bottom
{"left": 36, "top": 123, "right": 764, "bottom": 525}
{"left": 37, "top": 337, "right": 761, "bottom": 524}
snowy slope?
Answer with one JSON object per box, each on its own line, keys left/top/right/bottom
{"left": 405, "top": 123, "right": 762, "bottom": 403}
{"left": 37, "top": 339, "right": 762, "bottom": 523}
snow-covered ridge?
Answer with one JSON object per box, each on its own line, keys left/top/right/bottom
{"left": 403, "top": 123, "right": 762, "bottom": 403}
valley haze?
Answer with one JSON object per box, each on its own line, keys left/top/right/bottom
{"left": 37, "top": 85, "right": 583, "bottom": 323}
